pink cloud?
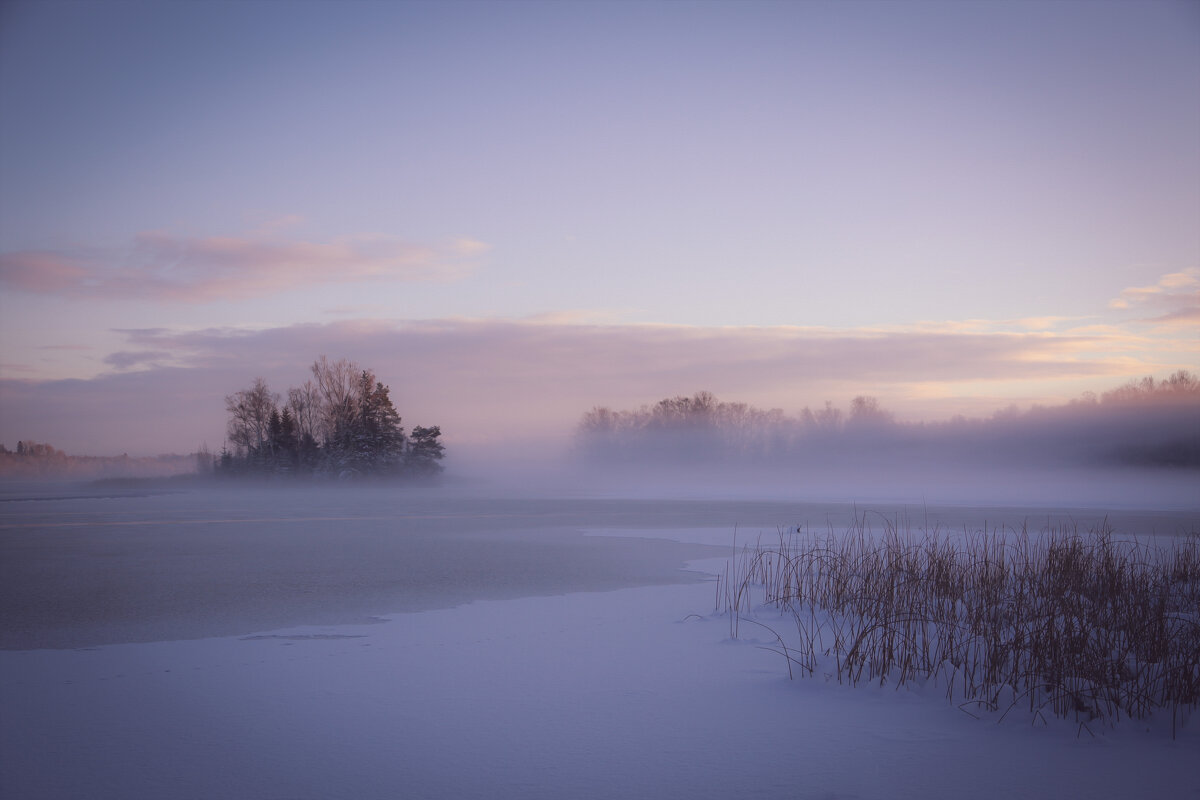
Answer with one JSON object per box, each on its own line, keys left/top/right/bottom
{"left": 1147, "top": 306, "right": 1200, "bottom": 325}
{"left": 0, "top": 251, "right": 91, "bottom": 292}
{"left": 0, "top": 230, "right": 486, "bottom": 302}
{"left": 1109, "top": 268, "right": 1200, "bottom": 327}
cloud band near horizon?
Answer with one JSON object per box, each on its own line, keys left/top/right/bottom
{"left": 2, "top": 317, "right": 1191, "bottom": 457}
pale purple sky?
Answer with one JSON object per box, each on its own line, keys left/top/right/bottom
{"left": 1, "top": 0, "right": 1197, "bottom": 456}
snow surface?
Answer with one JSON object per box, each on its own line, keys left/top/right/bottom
{"left": 2, "top": 487, "right": 1197, "bottom": 799}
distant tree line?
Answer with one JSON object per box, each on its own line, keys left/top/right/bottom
{"left": 218, "top": 356, "right": 445, "bottom": 480}
{"left": 576, "top": 371, "right": 1200, "bottom": 469}
{"left": 3, "top": 440, "right": 66, "bottom": 458}
{"left": 0, "top": 441, "right": 200, "bottom": 480}
{"left": 577, "top": 390, "right": 900, "bottom": 462}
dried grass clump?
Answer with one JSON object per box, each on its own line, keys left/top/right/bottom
{"left": 717, "top": 515, "right": 1200, "bottom": 736}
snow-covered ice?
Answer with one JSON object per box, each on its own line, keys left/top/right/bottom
{"left": 1, "top": 486, "right": 1197, "bottom": 799}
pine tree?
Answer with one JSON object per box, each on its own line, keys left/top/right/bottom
{"left": 351, "top": 373, "right": 406, "bottom": 475}
{"left": 266, "top": 408, "right": 299, "bottom": 475}
{"left": 217, "top": 445, "right": 235, "bottom": 476}
{"left": 406, "top": 426, "right": 445, "bottom": 477}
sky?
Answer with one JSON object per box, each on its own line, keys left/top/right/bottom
{"left": 0, "top": 0, "right": 1197, "bottom": 457}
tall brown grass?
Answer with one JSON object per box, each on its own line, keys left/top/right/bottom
{"left": 717, "top": 515, "right": 1200, "bottom": 736}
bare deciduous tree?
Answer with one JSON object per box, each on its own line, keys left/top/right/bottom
{"left": 225, "top": 377, "right": 278, "bottom": 457}
{"left": 311, "top": 356, "right": 359, "bottom": 447}
{"left": 287, "top": 380, "right": 320, "bottom": 444}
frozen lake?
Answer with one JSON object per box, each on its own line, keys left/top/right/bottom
{"left": 2, "top": 483, "right": 1198, "bottom": 798}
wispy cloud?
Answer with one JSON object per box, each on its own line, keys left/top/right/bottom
{"left": 1146, "top": 305, "right": 1200, "bottom": 326}
{"left": 103, "top": 350, "right": 176, "bottom": 370}
{"left": 322, "top": 304, "right": 393, "bottom": 316}
{"left": 1108, "top": 268, "right": 1200, "bottom": 326}
{"left": 0, "top": 230, "right": 488, "bottom": 302}
{"left": 0, "top": 362, "right": 40, "bottom": 376}
{"left": 111, "top": 318, "right": 1121, "bottom": 384}
{"left": 0, "top": 251, "right": 92, "bottom": 292}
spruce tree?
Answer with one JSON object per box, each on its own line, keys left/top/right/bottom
{"left": 406, "top": 426, "right": 445, "bottom": 476}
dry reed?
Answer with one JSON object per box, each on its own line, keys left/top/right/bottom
{"left": 716, "top": 514, "right": 1200, "bottom": 736}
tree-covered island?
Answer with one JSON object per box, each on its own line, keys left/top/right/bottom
{"left": 219, "top": 356, "right": 444, "bottom": 480}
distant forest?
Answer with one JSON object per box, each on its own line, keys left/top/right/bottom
{"left": 575, "top": 371, "right": 1200, "bottom": 469}
{"left": 0, "top": 442, "right": 201, "bottom": 481}
{"left": 216, "top": 356, "right": 444, "bottom": 481}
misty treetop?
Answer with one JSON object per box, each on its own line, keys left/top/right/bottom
{"left": 221, "top": 356, "right": 444, "bottom": 480}
{"left": 577, "top": 391, "right": 902, "bottom": 460}
{"left": 576, "top": 372, "right": 1200, "bottom": 469}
